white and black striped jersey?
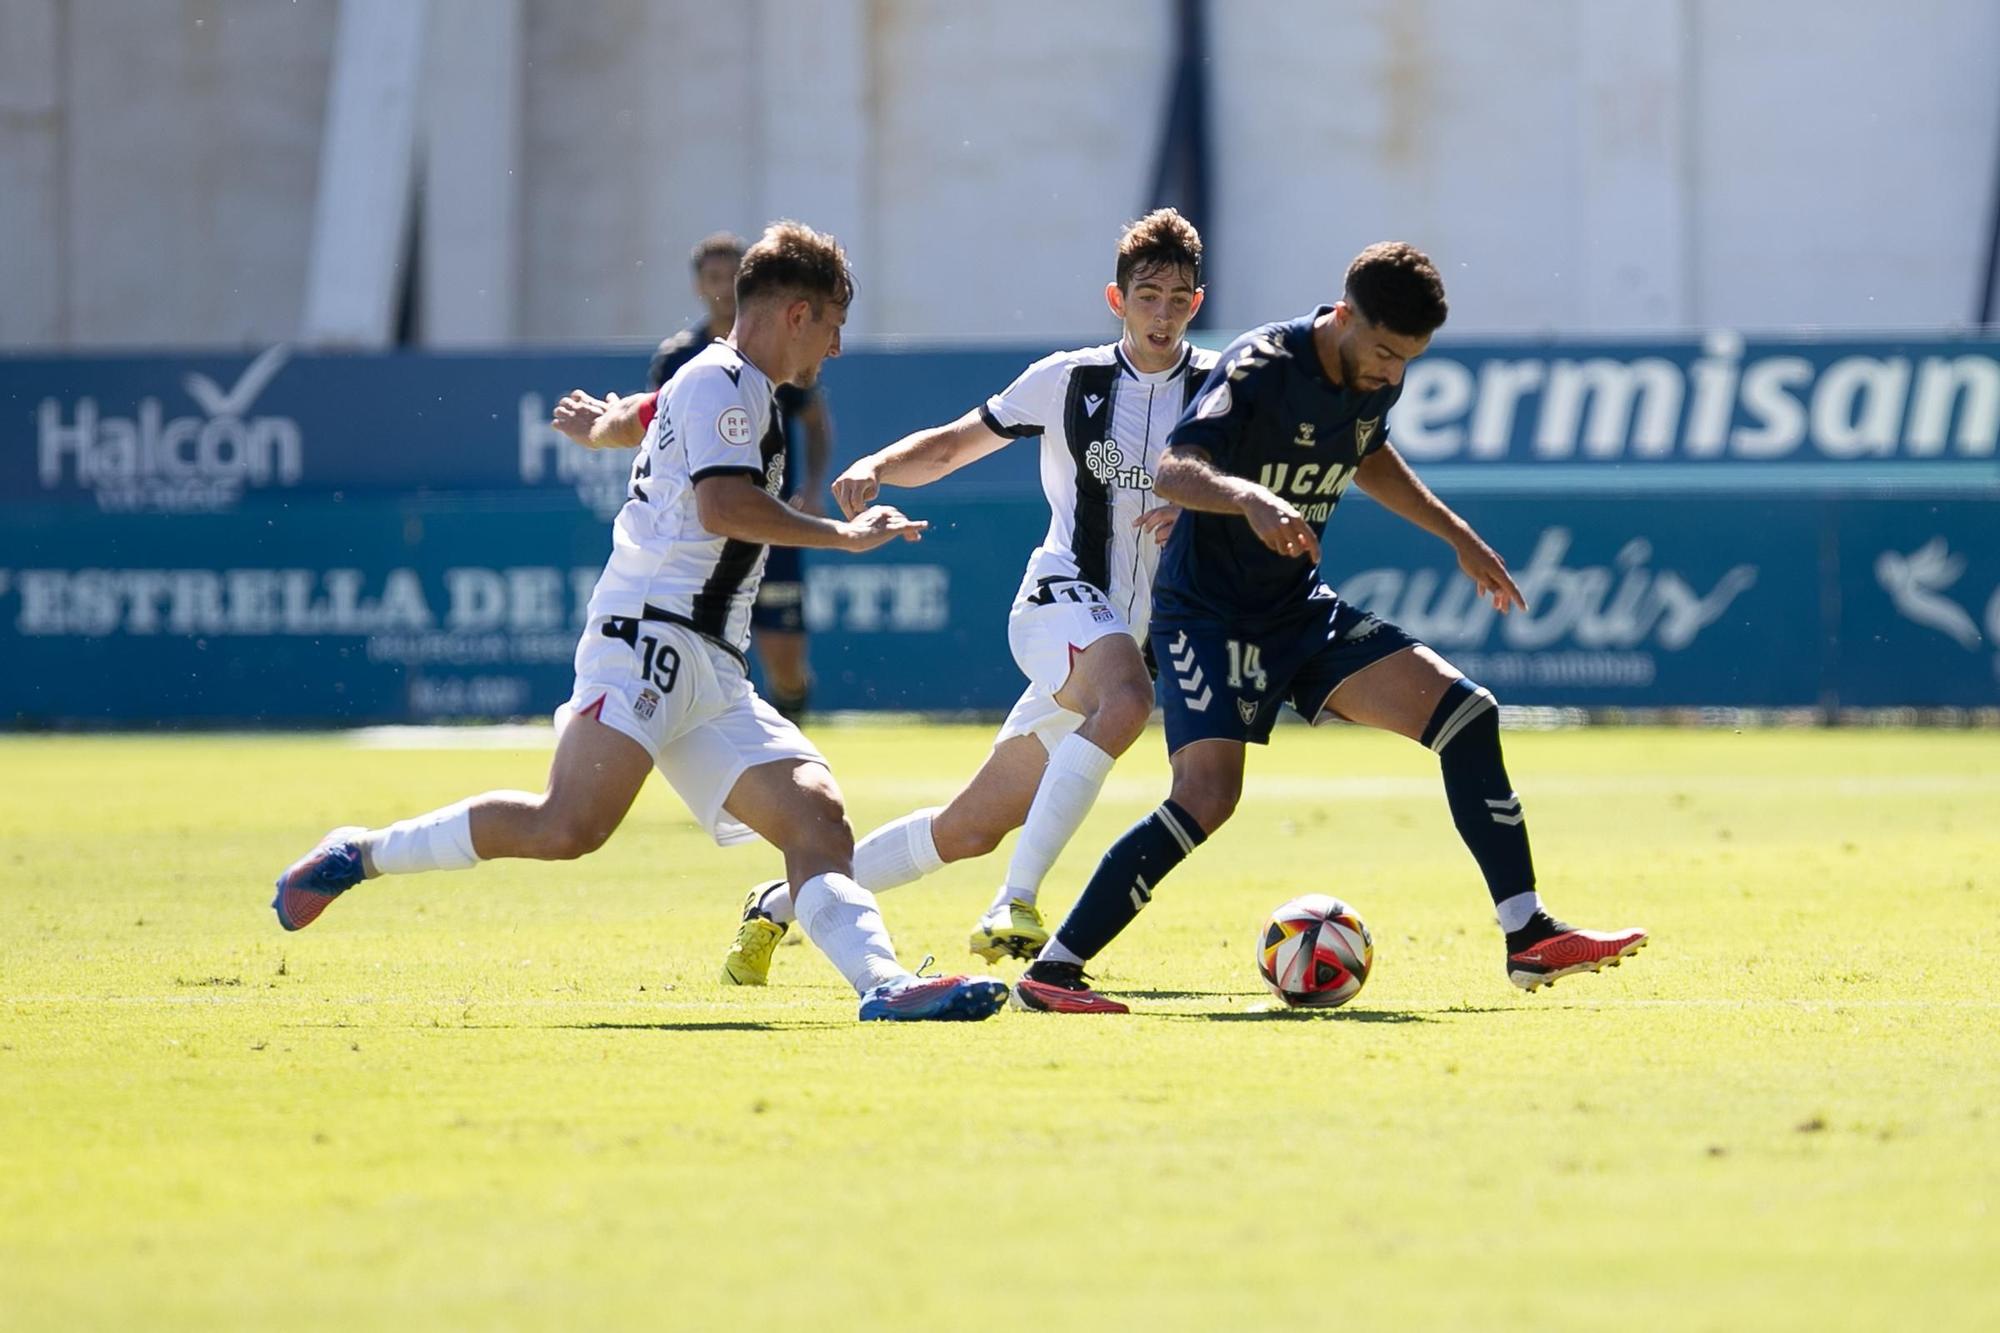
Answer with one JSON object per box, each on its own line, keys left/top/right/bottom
{"left": 583, "top": 341, "right": 787, "bottom": 656}
{"left": 979, "top": 340, "right": 1220, "bottom": 641}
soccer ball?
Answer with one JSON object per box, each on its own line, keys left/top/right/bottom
{"left": 1256, "top": 894, "right": 1373, "bottom": 1008}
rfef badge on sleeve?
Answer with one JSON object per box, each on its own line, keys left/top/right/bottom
{"left": 717, "top": 407, "right": 754, "bottom": 446}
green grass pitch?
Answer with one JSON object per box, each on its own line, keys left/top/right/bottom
{"left": 3, "top": 723, "right": 1997, "bottom": 1330}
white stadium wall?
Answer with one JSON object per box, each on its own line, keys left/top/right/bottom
{"left": 1, "top": 0, "right": 1996, "bottom": 350}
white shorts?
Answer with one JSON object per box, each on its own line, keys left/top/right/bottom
{"left": 558, "top": 617, "right": 823, "bottom": 846}
{"left": 996, "top": 584, "right": 1136, "bottom": 753}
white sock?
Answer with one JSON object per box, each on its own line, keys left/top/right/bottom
{"left": 851, "top": 807, "right": 944, "bottom": 893}
{"left": 992, "top": 735, "right": 1114, "bottom": 912}
{"left": 363, "top": 798, "right": 480, "bottom": 876}
{"left": 761, "top": 880, "right": 798, "bottom": 927}
{"left": 1496, "top": 890, "right": 1543, "bottom": 934}
{"left": 794, "top": 872, "right": 909, "bottom": 996}
{"left": 1035, "top": 936, "right": 1085, "bottom": 967}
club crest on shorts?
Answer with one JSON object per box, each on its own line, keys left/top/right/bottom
{"left": 1236, "top": 697, "right": 1260, "bottom": 725}
{"left": 634, "top": 687, "right": 661, "bottom": 721}
{"left": 1091, "top": 605, "right": 1114, "bottom": 623}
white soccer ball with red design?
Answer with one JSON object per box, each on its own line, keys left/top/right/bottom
{"left": 1256, "top": 894, "right": 1373, "bottom": 1008}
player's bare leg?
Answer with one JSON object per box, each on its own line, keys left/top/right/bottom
{"left": 1014, "top": 737, "right": 1238, "bottom": 1013}
{"left": 929, "top": 735, "right": 1046, "bottom": 862}
{"left": 1161, "top": 736, "right": 1245, "bottom": 838}
{"left": 970, "top": 634, "right": 1154, "bottom": 959}
{"left": 273, "top": 710, "right": 653, "bottom": 931}
{"left": 721, "top": 758, "right": 1006, "bottom": 1021}
{"left": 754, "top": 627, "right": 812, "bottom": 721}
{"left": 728, "top": 734, "right": 1044, "bottom": 983}
{"left": 750, "top": 732, "right": 1043, "bottom": 924}
{"left": 1324, "top": 645, "right": 1646, "bottom": 990}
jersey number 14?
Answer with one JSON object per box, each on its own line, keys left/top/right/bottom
{"left": 1225, "top": 640, "right": 1268, "bottom": 692}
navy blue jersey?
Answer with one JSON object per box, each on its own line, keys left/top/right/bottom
{"left": 1154, "top": 307, "right": 1403, "bottom": 624}
{"left": 650, "top": 322, "right": 817, "bottom": 500}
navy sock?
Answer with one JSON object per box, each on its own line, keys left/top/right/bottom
{"left": 1423, "top": 678, "right": 1536, "bottom": 908}
{"left": 1052, "top": 800, "right": 1207, "bottom": 962}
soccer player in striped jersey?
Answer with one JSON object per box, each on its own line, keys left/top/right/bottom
{"left": 1012, "top": 242, "right": 1648, "bottom": 1013}
{"left": 718, "top": 208, "right": 1218, "bottom": 985}
{"left": 273, "top": 221, "right": 1008, "bottom": 1024}
{"left": 650, "top": 232, "right": 833, "bottom": 724}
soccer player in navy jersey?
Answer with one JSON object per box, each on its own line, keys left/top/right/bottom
{"left": 1012, "top": 242, "right": 1648, "bottom": 1013}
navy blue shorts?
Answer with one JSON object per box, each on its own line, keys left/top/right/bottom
{"left": 1153, "top": 599, "right": 1420, "bottom": 752}
{"left": 752, "top": 545, "right": 805, "bottom": 633}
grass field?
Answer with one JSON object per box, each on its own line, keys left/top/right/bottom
{"left": 3, "top": 723, "right": 1997, "bottom": 1330}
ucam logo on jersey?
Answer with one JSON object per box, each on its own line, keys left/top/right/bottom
{"left": 1256, "top": 459, "right": 1357, "bottom": 523}
{"left": 35, "top": 346, "right": 304, "bottom": 512}
{"left": 1388, "top": 332, "right": 2000, "bottom": 464}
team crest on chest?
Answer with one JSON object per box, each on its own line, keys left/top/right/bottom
{"left": 1292, "top": 422, "right": 1317, "bottom": 448}
{"left": 1355, "top": 417, "right": 1380, "bottom": 451}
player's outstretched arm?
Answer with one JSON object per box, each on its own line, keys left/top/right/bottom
{"left": 552, "top": 390, "right": 651, "bottom": 450}
{"left": 1156, "top": 445, "right": 1321, "bottom": 561}
{"left": 696, "top": 474, "right": 927, "bottom": 552}
{"left": 1354, "top": 444, "right": 1525, "bottom": 611}
{"left": 831, "top": 409, "right": 1010, "bottom": 517}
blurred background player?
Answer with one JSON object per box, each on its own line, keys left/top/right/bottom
{"left": 1011, "top": 242, "right": 1649, "bottom": 1014}
{"left": 718, "top": 209, "right": 1216, "bottom": 985}
{"left": 650, "top": 232, "right": 833, "bottom": 723}
{"left": 275, "top": 221, "right": 1006, "bottom": 1023}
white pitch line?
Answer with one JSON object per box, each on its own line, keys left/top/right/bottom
{"left": 854, "top": 772, "right": 2000, "bottom": 804}
{"left": 346, "top": 725, "right": 557, "bottom": 750}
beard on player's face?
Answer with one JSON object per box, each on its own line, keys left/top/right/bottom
{"left": 1337, "top": 336, "right": 1370, "bottom": 390}
{"left": 790, "top": 312, "right": 844, "bottom": 385}
{"left": 1337, "top": 317, "right": 1419, "bottom": 392}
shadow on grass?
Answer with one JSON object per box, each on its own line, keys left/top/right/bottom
{"left": 552, "top": 1020, "right": 847, "bottom": 1033}
{"left": 1170, "top": 1007, "right": 1431, "bottom": 1024}
{"left": 1118, "top": 989, "right": 1252, "bottom": 1001}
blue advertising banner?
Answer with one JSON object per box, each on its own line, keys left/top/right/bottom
{"left": 1386, "top": 333, "right": 2000, "bottom": 475}
{"left": 0, "top": 344, "right": 1052, "bottom": 515}
{"left": 1325, "top": 496, "right": 1819, "bottom": 707}
{"left": 1833, "top": 500, "right": 2000, "bottom": 707}
{"left": 3, "top": 339, "right": 1996, "bottom": 725}
{"left": 0, "top": 493, "right": 1045, "bottom": 723}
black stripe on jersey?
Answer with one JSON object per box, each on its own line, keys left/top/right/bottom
{"left": 691, "top": 538, "right": 764, "bottom": 636}
{"left": 979, "top": 403, "right": 1042, "bottom": 440}
{"left": 690, "top": 412, "right": 787, "bottom": 637}
{"left": 1168, "top": 348, "right": 1216, "bottom": 410}
{"left": 1062, "top": 362, "right": 1121, "bottom": 594}
{"left": 690, "top": 466, "right": 765, "bottom": 485}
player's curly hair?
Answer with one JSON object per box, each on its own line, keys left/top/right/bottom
{"left": 1344, "top": 242, "right": 1448, "bottom": 337}
{"left": 689, "top": 231, "right": 748, "bottom": 271}
{"left": 735, "top": 220, "right": 856, "bottom": 312}
{"left": 1116, "top": 208, "right": 1203, "bottom": 291}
